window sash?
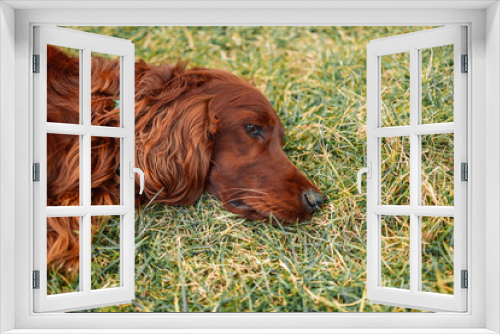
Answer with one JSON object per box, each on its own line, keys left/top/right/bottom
{"left": 32, "top": 26, "right": 136, "bottom": 313}
{"left": 366, "top": 26, "right": 468, "bottom": 312}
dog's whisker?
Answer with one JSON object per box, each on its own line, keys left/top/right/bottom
{"left": 225, "top": 195, "right": 265, "bottom": 202}
{"left": 226, "top": 189, "right": 266, "bottom": 194}
{"left": 209, "top": 188, "right": 268, "bottom": 197}
{"left": 225, "top": 188, "right": 268, "bottom": 194}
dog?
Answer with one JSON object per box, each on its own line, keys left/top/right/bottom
{"left": 46, "top": 45, "right": 323, "bottom": 270}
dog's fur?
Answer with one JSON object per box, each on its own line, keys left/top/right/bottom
{"left": 47, "top": 45, "right": 323, "bottom": 270}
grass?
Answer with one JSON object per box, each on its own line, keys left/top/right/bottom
{"left": 47, "top": 26, "right": 455, "bottom": 312}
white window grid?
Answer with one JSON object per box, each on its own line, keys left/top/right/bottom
{"left": 33, "top": 26, "right": 136, "bottom": 312}
{"left": 366, "top": 26, "right": 468, "bottom": 312}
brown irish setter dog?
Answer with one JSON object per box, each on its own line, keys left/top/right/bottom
{"left": 47, "top": 45, "right": 323, "bottom": 270}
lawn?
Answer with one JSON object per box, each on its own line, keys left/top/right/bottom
{"left": 48, "top": 26, "right": 454, "bottom": 312}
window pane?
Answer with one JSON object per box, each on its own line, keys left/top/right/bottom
{"left": 381, "top": 215, "right": 410, "bottom": 290}
{"left": 47, "top": 216, "right": 80, "bottom": 295}
{"left": 381, "top": 136, "right": 410, "bottom": 205}
{"left": 380, "top": 52, "right": 410, "bottom": 127}
{"left": 421, "top": 133, "right": 454, "bottom": 206}
{"left": 421, "top": 45, "right": 454, "bottom": 124}
{"left": 91, "top": 137, "right": 120, "bottom": 205}
{"left": 421, "top": 217, "right": 454, "bottom": 294}
{"left": 91, "top": 215, "right": 121, "bottom": 290}
{"left": 47, "top": 134, "right": 80, "bottom": 206}
{"left": 47, "top": 45, "right": 80, "bottom": 124}
{"left": 91, "top": 52, "right": 121, "bottom": 127}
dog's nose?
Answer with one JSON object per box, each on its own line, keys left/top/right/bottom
{"left": 302, "top": 189, "right": 324, "bottom": 212}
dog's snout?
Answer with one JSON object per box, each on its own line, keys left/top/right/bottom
{"left": 302, "top": 189, "right": 324, "bottom": 212}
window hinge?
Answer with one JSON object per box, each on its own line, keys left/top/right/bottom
{"left": 461, "top": 162, "right": 468, "bottom": 181}
{"left": 461, "top": 54, "right": 468, "bottom": 73}
{"left": 33, "top": 54, "right": 40, "bottom": 73}
{"left": 32, "top": 270, "right": 40, "bottom": 289}
{"left": 33, "top": 163, "right": 40, "bottom": 182}
{"left": 461, "top": 270, "right": 468, "bottom": 289}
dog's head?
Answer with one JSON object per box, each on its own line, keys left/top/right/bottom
{"left": 135, "top": 63, "right": 323, "bottom": 223}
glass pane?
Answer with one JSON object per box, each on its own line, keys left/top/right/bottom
{"left": 47, "top": 45, "right": 80, "bottom": 124}
{"left": 381, "top": 215, "right": 410, "bottom": 290}
{"left": 91, "top": 137, "right": 120, "bottom": 205}
{"left": 421, "top": 217, "right": 454, "bottom": 294}
{"left": 47, "top": 134, "right": 80, "bottom": 206}
{"left": 47, "top": 216, "right": 80, "bottom": 295}
{"left": 380, "top": 52, "right": 410, "bottom": 127}
{"left": 421, "top": 133, "right": 454, "bottom": 206}
{"left": 381, "top": 136, "right": 410, "bottom": 205}
{"left": 421, "top": 45, "right": 454, "bottom": 124}
{"left": 91, "top": 52, "right": 121, "bottom": 127}
{"left": 91, "top": 215, "right": 121, "bottom": 290}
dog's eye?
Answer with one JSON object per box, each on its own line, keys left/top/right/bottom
{"left": 244, "top": 124, "right": 264, "bottom": 138}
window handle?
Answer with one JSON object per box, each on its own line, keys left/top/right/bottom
{"left": 129, "top": 162, "right": 145, "bottom": 195}
{"left": 357, "top": 162, "right": 372, "bottom": 195}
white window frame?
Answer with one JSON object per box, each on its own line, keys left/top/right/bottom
{"left": 0, "top": 1, "right": 499, "bottom": 333}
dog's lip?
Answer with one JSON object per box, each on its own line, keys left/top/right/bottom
{"left": 229, "top": 200, "right": 252, "bottom": 210}
{"left": 228, "top": 200, "right": 267, "bottom": 218}
{"left": 227, "top": 198, "right": 311, "bottom": 222}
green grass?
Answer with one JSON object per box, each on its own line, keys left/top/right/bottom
{"left": 48, "top": 26, "right": 455, "bottom": 312}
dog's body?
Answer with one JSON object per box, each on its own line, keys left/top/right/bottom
{"left": 47, "top": 45, "right": 323, "bottom": 269}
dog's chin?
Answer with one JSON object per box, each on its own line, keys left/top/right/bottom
{"left": 225, "top": 200, "right": 308, "bottom": 224}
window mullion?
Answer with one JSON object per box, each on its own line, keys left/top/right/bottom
{"left": 78, "top": 48, "right": 84, "bottom": 294}
{"left": 409, "top": 47, "right": 421, "bottom": 294}
{"left": 82, "top": 47, "right": 92, "bottom": 294}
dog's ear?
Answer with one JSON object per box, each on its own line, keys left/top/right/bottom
{"left": 135, "top": 92, "right": 220, "bottom": 205}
